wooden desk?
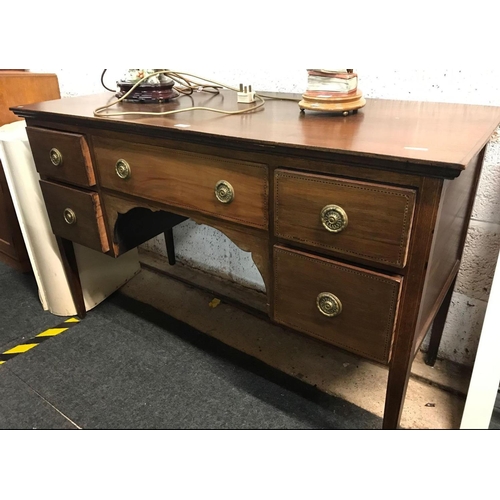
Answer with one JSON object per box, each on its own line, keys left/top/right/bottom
{"left": 13, "top": 92, "right": 500, "bottom": 429}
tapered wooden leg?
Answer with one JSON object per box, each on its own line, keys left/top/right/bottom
{"left": 164, "top": 228, "right": 176, "bottom": 266}
{"left": 384, "top": 283, "right": 454, "bottom": 428}
{"left": 384, "top": 280, "right": 456, "bottom": 428}
{"left": 425, "top": 278, "right": 456, "bottom": 367}
{"left": 383, "top": 302, "right": 421, "bottom": 429}
{"left": 381, "top": 177, "right": 446, "bottom": 429}
{"left": 383, "top": 354, "right": 413, "bottom": 429}
{"left": 55, "top": 237, "right": 86, "bottom": 319}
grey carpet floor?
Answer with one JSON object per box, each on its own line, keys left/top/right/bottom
{"left": 0, "top": 261, "right": 382, "bottom": 429}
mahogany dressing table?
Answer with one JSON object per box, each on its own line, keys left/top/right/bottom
{"left": 12, "top": 92, "right": 500, "bottom": 429}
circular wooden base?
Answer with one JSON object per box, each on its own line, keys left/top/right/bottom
{"left": 116, "top": 79, "right": 179, "bottom": 103}
{"left": 299, "top": 90, "right": 366, "bottom": 115}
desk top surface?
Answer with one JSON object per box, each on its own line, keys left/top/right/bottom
{"left": 12, "top": 91, "right": 500, "bottom": 172}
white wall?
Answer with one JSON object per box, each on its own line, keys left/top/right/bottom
{"left": 29, "top": 68, "right": 500, "bottom": 366}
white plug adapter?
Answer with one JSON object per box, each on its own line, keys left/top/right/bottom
{"left": 237, "top": 84, "right": 256, "bottom": 103}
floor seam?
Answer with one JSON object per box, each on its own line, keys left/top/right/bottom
{"left": 5, "top": 367, "right": 82, "bottom": 429}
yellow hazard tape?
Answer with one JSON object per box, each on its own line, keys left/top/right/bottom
{"left": 3, "top": 344, "right": 38, "bottom": 355}
{"left": 0, "top": 318, "right": 80, "bottom": 366}
{"left": 36, "top": 327, "right": 69, "bottom": 338}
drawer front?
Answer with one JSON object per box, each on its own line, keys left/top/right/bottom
{"left": 92, "top": 136, "right": 269, "bottom": 229}
{"left": 273, "top": 246, "right": 402, "bottom": 364}
{"left": 39, "top": 180, "right": 109, "bottom": 253}
{"left": 27, "top": 127, "right": 96, "bottom": 187}
{"left": 275, "top": 170, "right": 416, "bottom": 268}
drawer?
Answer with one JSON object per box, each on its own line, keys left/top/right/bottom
{"left": 39, "top": 180, "right": 109, "bottom": 253}
{"left": 92, "top": 136, "right": 269, "bottom": 229}
{"left": 274, "top": 170, "right": 416, "bottom": 268}
{"left": 273, "top": 246, "right": 402, "bottom": 364}
{"left": 27, "top": 127, "right": 96, "bottom": 187}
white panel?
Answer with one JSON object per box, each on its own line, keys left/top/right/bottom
{"left": 461, "top": 250, "right": 500, "bottom": 429}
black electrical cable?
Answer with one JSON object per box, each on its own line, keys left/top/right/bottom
{"left": 100, "top": 70, "right": 116, "bottom": 93}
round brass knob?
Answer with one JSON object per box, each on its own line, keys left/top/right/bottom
{"left": 50, "top": 148, "right": 63, "bottom": 166}
{"left": 115, "top": 159, "right": 131, "bottom": 179}
{"left": 321, "top": 205, "right": 348, "bottom": 233}
{"left": 316, "top": 292, "right": 342, "bottom": 318}
{"left": 63, "top": 208, "right": 77, "bottom": 225}
{"left": 215, "top": 180, "right": 234, "bottom": 204}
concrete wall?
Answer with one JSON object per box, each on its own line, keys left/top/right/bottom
{"left": 30, "top": 68, "right": 500, "bottom": 366}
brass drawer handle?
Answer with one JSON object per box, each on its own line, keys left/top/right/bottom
{"left": 215, "top": 180, "right": 234, "bottom": 204}
{"left": 63, "top": 208, "right": 77, "bottom": 225}
{"left": 317, "top": 292, "right": 342, "bottom": 318}
{"left": 50, "top": 148, "right": 63, "bottom": 166}
{"left": 321, "top": 204, "right": 348, "bottom": 233}
{"left": 116, "top": 159, "right": 131, "bottom": 179}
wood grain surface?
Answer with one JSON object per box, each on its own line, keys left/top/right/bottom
{"left": 0, "top": 71, "right": 60, "bottom": 127}
{"left": 12, "top": 91, "right": 500, "bottom": 172}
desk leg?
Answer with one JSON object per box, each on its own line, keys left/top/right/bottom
{"left": 383, "top": 353, "right": 412, "bottom": 429}
{"left": 384, "top": 277, "right": 456, "bottom": 427}
{"left": 384, "top": 310, "right": 419, "bottom": 429}
{"left": 164, "top": 228, "right": 176, "bottom": 266}
{"left": 425, "top": 278, "right": 456, "bottom": 367}
{"left": 56, "top": 237, "right": 86, "bottom": 319}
